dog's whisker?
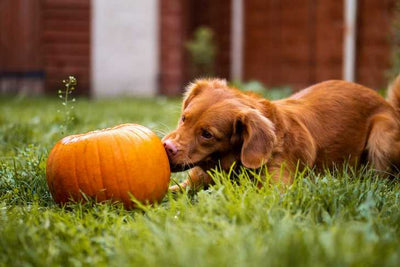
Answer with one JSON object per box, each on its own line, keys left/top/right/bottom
{"left": 186, "top": 156, "right": 196, "bottom": 169}
{"left": 155, "top": 125, "right": 172, "bottom": 137}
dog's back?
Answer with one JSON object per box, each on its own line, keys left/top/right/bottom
{"left": 274, "top": 79, "right": 400, "bottom": 171}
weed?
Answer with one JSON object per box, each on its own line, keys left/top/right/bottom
{"left": 57, "top": 76, "right": 78, "bottom": 136}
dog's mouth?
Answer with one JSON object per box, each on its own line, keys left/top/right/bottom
{"left": 169, "top": 163, "right": 194, "bottom": 172}
{"left": 168, "top": 153, "right": 221, "bottom": 172}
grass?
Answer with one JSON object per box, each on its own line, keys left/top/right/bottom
{"left": 1, "top": 93, "right": 400, "bottom": 266}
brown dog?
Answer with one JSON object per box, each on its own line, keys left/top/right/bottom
{"left": 163, "top": 77, "right": 400, "bottom": 191}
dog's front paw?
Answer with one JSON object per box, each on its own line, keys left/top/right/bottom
{"left": 169, "top": 181, "right": 189, "bottom": 193}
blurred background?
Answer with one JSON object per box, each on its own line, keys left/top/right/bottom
{"left": 0, "top": 0, "right": 399, "bottom": 98}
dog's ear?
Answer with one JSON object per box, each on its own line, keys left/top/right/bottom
{"left": 183, "top": 79, "right": 227, "bottom": 109}
{"left": 233, "top": 109, "right": 276, "bottom": 169}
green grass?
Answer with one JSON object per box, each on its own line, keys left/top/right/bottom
{"left": 1, "top": 94, "right": 400, "bottom": 266}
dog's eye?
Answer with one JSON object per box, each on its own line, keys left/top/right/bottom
{"left": 181, "top": 115, "right": 185, "bottom": 122}
{"left": 201, "top": 130, "right": 213, "bottom": 139}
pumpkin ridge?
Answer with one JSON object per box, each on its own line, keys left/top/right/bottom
{"left": 95, "top": 138, "right": 107, "bottom": 199}
{"left": 74, "top": 140, "right": 90, "bottom": 200}
{"left": 82, "top": 141, "right": 94, "bottom": 198}
{"left": 151, "top": 136, "right": 170, "bottom": 189}
{"left": 114, "top": 133, "right": 132, "bottom": 204}
{"left": 119, "top": 131, "right": 139, "bottom": 204}
{"left": 125, "top": 127, "right": 147, "bottom": 142}
{"left": 123, "top": 130, "right": 144, "bottom": 200}
{"left": 150, "top": 136, "right": 170, "bottom": 198}
{"left": 110, "top": 134, "right": 128, "bottom": 205}
{"left": 71, "top": 145, "right": 80, "bottom": 202}
{"left": 103, "top": 135, "right": 122, "bottom": 201}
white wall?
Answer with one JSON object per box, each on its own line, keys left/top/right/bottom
{"left": 92, "top": 0, "right": 158, "bottom": 97}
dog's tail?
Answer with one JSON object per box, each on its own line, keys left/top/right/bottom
{"left": 387, "top": 74, "right": 400, "bottom": 113}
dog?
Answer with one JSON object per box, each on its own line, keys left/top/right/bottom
{"left": 162, "top": 76, "right": 400, "bottom": 191}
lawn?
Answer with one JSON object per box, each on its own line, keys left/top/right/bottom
{"left": 1, "top": 93, "right": 400, "bottom": 266}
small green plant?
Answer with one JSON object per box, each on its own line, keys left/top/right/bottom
{"left": 231, "top": 79, "right": 292, "bottom": 100}
{"left": 186, "top": 26, "right": 216, "bottom": 78}
{"left": 57, "top": 76, "right": 77, "bottom": 135}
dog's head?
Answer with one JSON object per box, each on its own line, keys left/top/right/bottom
{"left": 162, "top": 79, "right": 277, "bottom": 172}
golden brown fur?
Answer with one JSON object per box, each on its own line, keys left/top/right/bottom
{"left": 163, "top": 77, "right": 400, "bottom": 191}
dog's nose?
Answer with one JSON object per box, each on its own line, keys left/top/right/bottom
{"left": 163, "top": 139, "right": 178, "bottom": 157}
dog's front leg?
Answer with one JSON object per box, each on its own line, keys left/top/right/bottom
{"left": 169, "top": 167, "right": 213, "bottom": 192}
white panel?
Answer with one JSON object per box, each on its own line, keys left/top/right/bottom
{"left": 231, "top": 0, "right": 243, "bottom": 81}
{"left": 92, "top": 0, "right": 158, "bottom": 97}
{"left": 343, "top": 0, "right": 357, "bottom": 82}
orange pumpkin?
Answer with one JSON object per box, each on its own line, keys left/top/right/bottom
{"left": 46, "top": 123, "right": 170, "bottom": 208}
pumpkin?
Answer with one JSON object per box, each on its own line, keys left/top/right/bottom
{"left": 46, "top": 123, "right": 170, "bottom": 208}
